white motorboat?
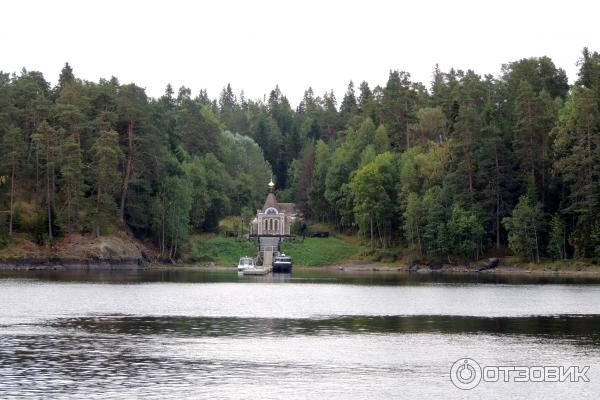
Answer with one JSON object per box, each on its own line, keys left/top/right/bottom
{"left": 237, "top": 256, "right": 256, "bottom": 271}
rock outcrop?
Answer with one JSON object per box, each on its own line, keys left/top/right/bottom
{"left": 0, "top": 234, "right": 149, "bottom": 268}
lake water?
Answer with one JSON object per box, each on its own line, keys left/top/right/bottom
{"left": 1, "top": 269, "right": 599, "bottom": 399}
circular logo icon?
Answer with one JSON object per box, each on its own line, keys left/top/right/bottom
{"left": 450, "top": 358, "right": 482, "bottom": 390}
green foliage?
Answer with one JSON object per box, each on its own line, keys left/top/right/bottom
{"left": 0, "top": 233, "right": 8, "bottom": 249}
{"left": 183, "top": 157, "right": 209, "bottom": 232}
{"left": 92, "top": 129, "right": 123, "bottom": 236}
{"left": 309, "top": 140, "right": 331, "bottom": 221}
{"left": 447, "top": 205, "right": 485, "bottom": 261}
{"left": 218, "top": 130, "right": 271, "bottom": 212}
{"left": 403, "top": 192, "right": 423, "bottom": 257}
{"left": 408, "top": 106, "right": 448, "bottom": 145}
{"left": 177, "top": 101, "right": 221, "bottom": 156}
{"left": 291, "top": 219, "right": 308, "bottom": 236}
{"left": 1, "top": 50, "right": 600, "bottom": 263}
{"left": 373, "top": 124, "right": 390, "bottom": 153}
{"left": 548, "top": 214, "right": 567, "bottom": 260}
{"left": 1, "top": 125, "right": 26, "bottom": 235}
{"left": 349, "top": 152, "right": 398, "bottom": 247}
{"left": 58, "top": 130, "right": 86, "bottom": 234}
{"left": 380, "top": 70, "right": 422, "bottom": 150}
{"left": 592, "top": 222, "right": 600, "bottom": 259}
{"left": 503, "top": 195, "right": 544, "bottom": 263}
{"left": 189, "top": 236, "right": 258, "bottom": 266}
{"left": 421, "top": 186, "right": 448, "bottom": 257}
{"left": 250, "top": 112, "right": 285, "bottom": 185}
{"left": 552, "top": 87, "right": 600, "bottom": 240}
{"left": 151, "top": 172, "right": 192, "bottom": 258}
{"left": 200, "top": 153, "right": 231, "bottom": 232}
{"left": 33, "top": 206, "right": 63, "bottom": 245}
{"left": 325, "top": 141, "right": 359, "bottom": 228}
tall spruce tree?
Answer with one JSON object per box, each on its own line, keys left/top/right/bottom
{"left": 92, "top": 129, "right": 123, "bottom": 237}
{"left": 1, "top": 126, "right": 25, "bottom": 236}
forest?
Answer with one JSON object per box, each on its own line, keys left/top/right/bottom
{"left": 1, "top": 48, "right": 600, "bottom": 263}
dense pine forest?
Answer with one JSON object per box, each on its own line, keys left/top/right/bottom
{"left": 1, "top": 49, "right": 600, "bottom": 263}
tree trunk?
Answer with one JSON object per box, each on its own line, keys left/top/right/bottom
{"left": 119, "top": 120, "right": 134, "bottom": 223}
{"left": 74, "top": 116, "right": 81, "bottom": 146}
{"left": 66, "top": 182, "right": 73, "bottom": 237}
{"left": 494, "top": 145, "right": 501, "bottom": 248}
{"left": 466, "top": 155, "right": 473, "bottom": 198}
{"left": 95, "top": 186, "right": 101, "bottom": 238}
{"left": 376, "top": 218, "right": 383, "bottom": 249}
{"left": 46, "top": 142, "right": 53, "bottom": 240}
{"left": 405, "top": 98, "right": 410, "bottom": 149}
{"left": 563, "top": 227, "right": 567, "bottom": 261}
{"left": 527, "top": 98, "right": 537, "bottom": 190}
{"left": 161, "top": 211, "right": 166, "bottom": 256}
{"left": 533, "top": 226, "right": 540, "bottom": 264}
{"left": 9, "top": 165, "right": 15, "bottom": 236}
{"left": 416, "top": 223, "right": 421, "bottom": 258}
{"left": 465, "top": 124, "right": 474, "bottom": 200}
{"left": 370, "top": 213, "right": 374, "bottom": 249}
{"left": 35, "top": 148, "right": 40, "bottom": 192}
{"left": 587, "top": 118, "right": 593, "bottom": 181}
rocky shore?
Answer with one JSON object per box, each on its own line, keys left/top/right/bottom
{"left": 0, "top": 234, "right": 150, "bottom": 269}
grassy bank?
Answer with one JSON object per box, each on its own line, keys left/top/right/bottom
{"left": 280, "top": 236, "right": 364, "bottom": 267}
{"left": 188, "top": 234, "right": 365, "bottom": 267}
{"left": 188, "top": 235, "right": 257, "bottom": 266}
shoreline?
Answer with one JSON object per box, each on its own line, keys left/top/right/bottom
{"left": 143, "top": 261, "right": 600, "bottom": 277}
{"left": 3, "top": 234, "right": 598, "bottom": 278}
{"left": 1, "top": 256, "right": 600, "bottom": 278}
{"left": 4, "top": 261, "right": 598, "bottom": 278}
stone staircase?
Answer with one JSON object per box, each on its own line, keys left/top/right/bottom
{"left": 257, "top": 236, "right": 280, "bottom": 266}
{"left": 258, "top": 236, "right": 281, "bottom": 253}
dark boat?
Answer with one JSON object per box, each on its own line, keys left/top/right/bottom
{"left": 273, "top": 254, "right": 292, "bottom": 273}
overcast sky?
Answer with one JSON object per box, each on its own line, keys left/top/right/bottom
{"left": 3, "top": 0, "right": 599, "bottom": 106}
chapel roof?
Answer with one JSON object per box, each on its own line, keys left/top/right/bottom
{"left": 263, "top": 192, "right": 279, "bottom": 211}
{"left": 263, "top": 178, "right": 279, "bottom": 211}
{"left": 278, "top": 203, "right": 297, "bottom": 215}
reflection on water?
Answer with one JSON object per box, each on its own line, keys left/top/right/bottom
{"left": 2, "top": 267, "right": 600, "bottom": 285}
{"left": 50, "top": 314, "right": 600, "bottom": 344}
{"left": 1, "top": 270, "right": 599, "bottom": 399}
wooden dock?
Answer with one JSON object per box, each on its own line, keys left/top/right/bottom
{"left": 242, "top": 265, "right": 273, "bottom": 275}
{"left": 242, "top": 248, "right": 274, "bottom": 275}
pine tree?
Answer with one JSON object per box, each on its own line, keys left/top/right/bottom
{"left": 1, "top": 126, "right": 25, "bottom": 236}
{"left": 55, "top": 62, "right": 75, "bottom": 95}
{"left": 513, "top": 80, "right": 545, "bottom": 193}
{"left": 380, "top": 71, "right": 417, "bottom": 150}
{"left": 58, "top": 129, "right": 86, "bottom": 235}
{"left": 340, "top": 81, "right": 358, "bottom": 121}
{"left": 31, "top": 121, "right": 58, "bottom": 240}
{"left": 92, "top": 130, "right": 123, "bottom": 237}
{"left": 552, "top": 87, "right": 600, "bottom": 256}
{"left": 447, "top": 101, "right": 479, "bottom": 206}
{"left": 116, "top": 84, "right": 148, "bottom": 224}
